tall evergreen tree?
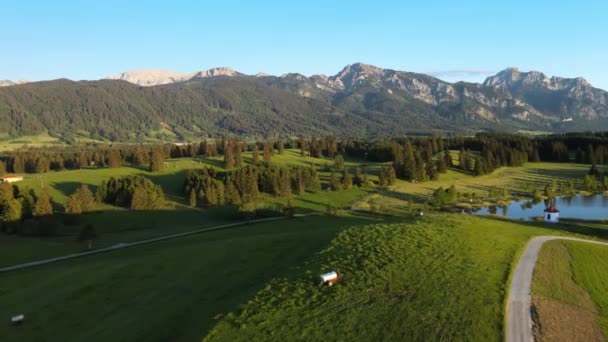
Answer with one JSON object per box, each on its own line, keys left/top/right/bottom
{"left": 279, "top": 168, "right": 292, "bottom": 197}
{"left": 35, "top": 157, "right": 50, "bottom": 173}
{"left": 225, "top": 177, "right": 241, "bottom": 204}
{"left": 263, "top": 141, "right": 272, "bottom": 163}
{"left": 330, "top": 170, "right": 341, "bottom": 191}
{"left": 33, "top": 187, "right": 53, "bottom": 217}
{"left": 413, "top": 151, "right": 428, "bottom": 182}
{"left": 149, "top": 147, "right": 165, "bottom": 172}
{"left": 224, "top": 142, "right": 235, "bottom": 168}
{"left": 353, "top": 167, "right": 363, "bottom": 186}
{"left": 387, "top": 165, "right": 397, "bottom": 185}
{"left": 341, "top": 169, "right": 353, "bottom": 190}
{"left": 443, "top": 149, "right": 453, "bottom": 168}
{"left": 473, "top": 156, "right": 485, "bottom": 176}
{"left": 295, "top": 168, "right": 305, "bottom": 194}
{"left": 401, "top": 140, "right": 416, "bottom": 180}
{"left": 252, "top": 143, "right": 260, "bottom": 164}
{"left": 234, "top": 142, "right": 243, "bottom": 168}
{"left": 378, "top": 166, "right": 388, "bottom": 187}
{"left": 11, "top": 155, "right": 25, "bottom": 173}
{"left": 198, "top": 140, "right": 207, "bottom": 156}
{"left": 308, "top": 163, "right": 321, "bottom": 193}
{"left": 464, "top": 150, "right": 475, "bottom": 171}
{"left": 65, "top": 184, "right": 96, "bottom": 214}
{"left": 426, "top": 161, "right": 438, "bottom": 181}
{"left": 0, "top": 182, "right": 22, "bottom": 227}
{"left": 77, "top": 184, "right": 95, "bottom": 211}
{"left": 458, "top": 148, "right": 466, "bottom": 171}
{"left": 206, "top": 141, "right": 217, "bottom": 157}
{"left": 334, "top": 155, "right": 345, "bottom": 170}
{"left": 189, "top": 189, "right": 197, "bottom": 207}
{"left": 299, "top": 138, "right": 307, "bottom": 157}
{"left": 436, "top": 157, "right": 447, "bottom": 174}
{"left": 108, "top": 149, "right": 122, "bottom": 168}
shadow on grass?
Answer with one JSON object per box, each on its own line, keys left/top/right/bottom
{"left": 53, "top": 181, "right": 99, "bottom": 198}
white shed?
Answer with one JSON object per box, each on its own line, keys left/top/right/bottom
{"left": 320, "top": 271, "right": 339, "bottom": 285}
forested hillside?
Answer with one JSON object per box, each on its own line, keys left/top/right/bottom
{"left": 2, "top": 64, "right": 608, "bottom": 142}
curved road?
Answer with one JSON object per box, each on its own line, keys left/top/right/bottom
{"left": 506, "top": 236, "right": 608, "bottom": 342}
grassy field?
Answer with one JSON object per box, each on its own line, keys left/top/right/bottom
{"left": 0, "top": 207, "right": 239, "bottom": 268}
{"left": 390, "top": 162, "right": 590, "bottom": 200}
{"left": 2, "top": 198, "right": 608, "bottom": 340}
{"left": 1, "top": 150, "right": 381, "bottom": 267}
{"left": 13, "top": 149, "right": 380, "bottom": 206}
{"left": 1, "top": 152, "right": 595, "bottom": 268}
{"left": 0, "top": 133, "right": 65, "bottom": 152}
{"left": 204, "top": 214, "right": 603, "bottom": 341}
{"left": 3, "top": 148, "right": 606, "bottom": 341}
{"left": 533, "top": 240, "right": 608, "bottom": 340}
{"left": 0, "top": 215, "right": 382, "bottom": 342}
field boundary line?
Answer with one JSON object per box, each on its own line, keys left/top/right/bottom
{"left": 505, "top": 235, "right": 608, "bottom": 342}
{"left": 0, "top": 213, "right": 320, "bottom": 273}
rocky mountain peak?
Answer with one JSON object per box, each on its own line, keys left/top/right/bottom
{"left": 330, "top": 63, "right": 387, "bottom": 90}
{"left": 188, "top": 67, "right": 241, "bottom": 79}
{"left": 336, "top": 63, "right": 384, "bottom": 79}
{"left": 484, "top": 68, "right": 597, "bottom": 93}
{"left": 105, "top": 69, "right": 186, "bottom": 86}
{"left": 483, "top": 67, "right": 523, "bottom": 86}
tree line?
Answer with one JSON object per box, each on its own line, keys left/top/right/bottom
{"left": 4, "top": 133, "right": 608, "bottom": 183}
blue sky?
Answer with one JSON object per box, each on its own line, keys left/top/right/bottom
{"left": 2, "top": 0, "right": 607, "bottom": 89}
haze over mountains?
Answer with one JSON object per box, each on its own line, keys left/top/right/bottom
{"left": 1, "top": 63, "right": 607, "bottom": 141}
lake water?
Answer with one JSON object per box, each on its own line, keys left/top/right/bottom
{"left": 471, "top": 195, "right": 608, "bottom": 220}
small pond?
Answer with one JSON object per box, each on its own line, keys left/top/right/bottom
{"left": 471, "top": 195, "right": 608, "bottom": 221}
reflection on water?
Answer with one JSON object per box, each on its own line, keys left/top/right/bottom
{"left": 471, "top": 195, "right": 608, "bottom": 220}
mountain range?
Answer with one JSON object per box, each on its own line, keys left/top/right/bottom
{"left": 1, "top": 63, "right": 607, "bottom": 141}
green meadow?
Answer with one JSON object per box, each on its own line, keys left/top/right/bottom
{"left": 3, "top": 212, "right": 608, "bottom": 341}
{"left": 1, "top": 150, "right": 377, "bottom": 266}
{"left": 533, "top": 240, "right": 608, "bottom": 338}
{"left": 1, "top": 147, "right": 607, "bottom": 341}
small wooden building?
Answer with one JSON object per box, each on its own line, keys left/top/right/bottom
{"left": 320, "top": 271, "right": 339, "bottom": 286}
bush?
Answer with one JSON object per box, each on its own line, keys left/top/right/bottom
{"left": 431, "top": 186, "right": 458, "bottom": 207}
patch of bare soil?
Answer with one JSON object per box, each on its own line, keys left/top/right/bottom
{"left": 532, "top": 296, "right": 604, "bottom": 342}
